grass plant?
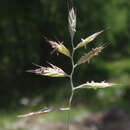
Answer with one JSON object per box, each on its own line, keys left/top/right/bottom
{"left": 18, "top": 2, "right": 116, "bottom": 130}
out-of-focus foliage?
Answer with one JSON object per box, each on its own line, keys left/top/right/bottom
{"left": 0, "top": 0, "right": 130, "bottom": 109}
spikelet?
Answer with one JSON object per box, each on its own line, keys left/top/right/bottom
{"left": 27, "top": 63, "right": 67, "bottom": 77}
{"left": 68, "top": 8, "right": 76, "bottom": 40}
{"left": 48, "top": 40, "right": 70, "bottom": 57}
{"left": 77, "top": 46, "right": 104, "bottom": 65}
{"left": 18, "top": 107, "right": 70, "bottom": 118}
{"left": 75, "top": 30, "right": 103, "bottom": 49}
{"left": 74, "top": 81, "right": 117, "bottom": 90}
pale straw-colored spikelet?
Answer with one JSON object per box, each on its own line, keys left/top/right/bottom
{"left": 68, "top": 8, "right": 76, "bottom": 39}
{"left": 74, "top": 81, "right": 117, "bottom": 90}
{"left": 76, "top": 30, "right": 103, "bottom": 49}
{"left": 48, "top": 40, "right": 71, "bottom": 57}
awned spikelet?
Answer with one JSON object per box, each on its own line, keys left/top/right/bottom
{"left": 77, "top": 46, "right": 104, "bottom": 65}
{"left": 48, "top": 40, "right": 70, "bottom": 57}
{"left": 18, "top": 107, "right": 70, "bottom": 118}
{"left": 74, "top": 81, "right": 117, "bottom": 90}
{"left": 75, "top": 30, "right": 103, "bottom": 49}
{"left": 27, "top": 63, "right": 67, "bottom": 77}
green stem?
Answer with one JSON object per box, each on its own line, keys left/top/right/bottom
{"left": 67, "top": 37, "right": 76, "bottom": 130}
{"left": 69, "top": 37, "right": 75, "bottom": 106}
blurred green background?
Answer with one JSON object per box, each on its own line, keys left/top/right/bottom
{"left": 0, "top": 0, "right": 130, "bottom": 112}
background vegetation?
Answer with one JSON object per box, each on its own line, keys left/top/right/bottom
{"left": 0, "top": 0, "right": 130, "bottom": 112}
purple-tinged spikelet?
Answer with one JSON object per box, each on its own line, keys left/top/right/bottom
{"left": 27, "top": 63, "right": 68, "bottom": 77}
